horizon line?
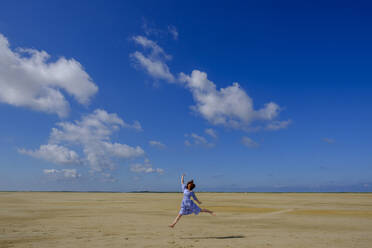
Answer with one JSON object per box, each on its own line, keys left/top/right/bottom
{"left": 1, "top": 190, "right": 371, "bottom": 193}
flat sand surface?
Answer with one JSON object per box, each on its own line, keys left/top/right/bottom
{"left": 1, "top": 192, "right": 372, "bottom": 248}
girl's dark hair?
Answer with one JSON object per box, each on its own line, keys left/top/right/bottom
{"left": 187, "top": 180, "right": 195, "bottom": 190}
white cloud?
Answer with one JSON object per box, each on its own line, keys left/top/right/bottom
{"left": 128, "top": 120, "right": 143, "bottom": 131}
{"left": 179, "top": 70, "right": 289, "bottom": 130}
{"left": 43, "top": 169, "right": 80, "bottom": 179}
{"left": 168, "top": 25, "right": 178, "bottom": 40}
{"left": 265, "top": 120, "right": 291, "bottom": 131}
{"left": 102, "top": 142, "right": 144, "bottom": 158}
{"left": 0, "top": 33, "right": 98, "bottom": 117}
{"left": 130, "top": 36, "right": 175, "bottom": 83}
{"left": 184, "top": 133, "right": 215, "bottom": 147}
{"left": 19, "top": 144, "right": 80, "bottom": 165}
{"left": 132, "top": 36, "right": 171, "bottom": 59}
{"left": 141, "top": 20, "right": 178, "bottom": 40}
{"left": 100, "top": 172, "right": 117, "bottom": 182}
{"left": 21, "top": 109, "right": 145, "bottom": 173}
{"left": 131, "top": 51, "right": 175, "bottom": 82}
{"left": 149, "top": 140, "right": 166, "bottom": 149}
{"left": 241, "top": 136, "right": 259, "bottom": 148}
{"left": 142, "top": 19, "right": 162, "bottom": 37}
{"left": 130, "top": 159, "right": 164, "bottom": 174}
{"left": 205, "top": 128, "right": 217, "bottom": 139}
{"left": 191, "top": 133, "right": 208, "bottom": 144}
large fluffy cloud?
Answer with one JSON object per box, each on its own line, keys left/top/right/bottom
{"left": 0, "top": 33, "right": 98, "bottom": 117}
{"left": 179, "top": 70, "right": 289, "bottom": 130}
{"left": 20, "top": 109, "right": 145, "bottom": 173}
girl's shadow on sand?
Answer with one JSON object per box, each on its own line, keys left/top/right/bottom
{"left": 181, "top": 235, "right": 245, "bottom": 240}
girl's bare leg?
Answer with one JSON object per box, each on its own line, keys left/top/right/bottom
{"left": 169, "top": 214, "right": 182, "bottom": 228}
{"left": 201, "top": 208, "right": 216, "bottom": 216}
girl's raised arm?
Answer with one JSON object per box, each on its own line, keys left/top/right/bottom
{"left": 181, "top": 174, "right": 186, "bottom": 191}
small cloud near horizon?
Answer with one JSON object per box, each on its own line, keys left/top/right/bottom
{"left": 241, "top": 136, "right": 259, "bottom": 148}
{"left": 149, "top": 140, "right": 166, "bottom": 149}
{"left": 184, "top": 133, "right": 215, "bottom": 148}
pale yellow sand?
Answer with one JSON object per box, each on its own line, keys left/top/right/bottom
{"left": 1, "top": 192, "right": 372, "bottom": 248}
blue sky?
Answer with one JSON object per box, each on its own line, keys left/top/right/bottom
{"left": 0, "top": 0, "right": 371, "bottom": 192}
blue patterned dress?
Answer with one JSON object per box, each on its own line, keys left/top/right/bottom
{"left": 179, "top": 183, "right": 201, "bottom": 215}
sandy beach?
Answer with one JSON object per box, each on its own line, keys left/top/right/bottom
{"left": 1, "top": 192, "right": 371, "bottom": 248}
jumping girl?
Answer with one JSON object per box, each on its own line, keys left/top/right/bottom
{"left": 169, "top": 174, "right": 215, "bottom": 228}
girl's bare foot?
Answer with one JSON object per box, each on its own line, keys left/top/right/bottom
{"left": 168, "top": 224, "right": 175, "bottom": 228}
